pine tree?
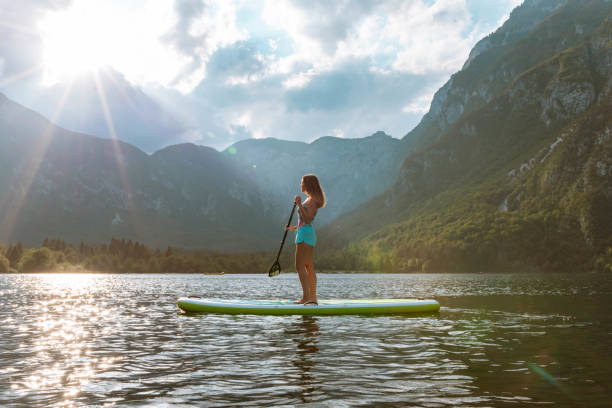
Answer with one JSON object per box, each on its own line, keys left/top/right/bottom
{"left": 6, "top": 242, "right": 24, "bottom": 268}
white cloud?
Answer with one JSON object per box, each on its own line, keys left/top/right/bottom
{"left": 332, "top": 128, "right": 345, "bottom": 138}
{"left": 386, "top": 0, "right": 475, "bottom": 74}
{"left": 36, "top": 0, "right": 247, "bottom": 93}
{"left": 402, "top": 93, "right": 434, "bottom": 114}
{"left": 496, "top": 0, "right": 524, "bottom": 28}
{"left": 236, "top": 111, "right": 252, "bottom": 127}
{"left": 160, "top": 0, "right": 249, "bottom": 92}
{"left": 178, "top": 128, "right": 205, "bottom": 144}
{"left": 260, "top": 0, "right": 363, "bottom": 84}
{"left": 282, "top": 70, "right": 315, "bottom": 89}
{"left": 257, "top": 0, "right": 490, "bottom": 90}
{"left": 268, "top": 39, "right": 278, "bottom": 51}
{"left": 225, "top": 73, "right": 266, "bottom": 86}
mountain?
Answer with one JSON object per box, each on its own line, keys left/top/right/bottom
{"left": 0, "top": 93, "right": 280, "bottom": 250}
{"left": 3, "top": 0, "right": 611, "bottom": 269}
{"left": 3, "top": 68, "right": 186, "bottom": 153}
{"left": 0, "top": 92, "right": 404, "bottom": 251}
{"left": 402, "top": 0, "right": 570, "bottom": 153}
{"left": 222, "top": 131, "right": 405, "bottom": 225}
{"left": 319, "top": 0, "right": 612, "bottom": 273}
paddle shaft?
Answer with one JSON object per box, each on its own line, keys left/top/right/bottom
{"left": 274, "top": 202, "right": 297, "bottom": 262}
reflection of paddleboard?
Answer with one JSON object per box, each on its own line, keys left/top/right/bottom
{"left": 177, "top": 298, "right": 440, "bottom": 316}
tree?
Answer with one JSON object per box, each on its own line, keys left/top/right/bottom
{"left": 20, "top": 247, "right": 55, "bottom": 272}
{"left": 6, "top": 242, "right": 24, "bottom": 268}
{"left": 0, "top": 253, "right": 9, "bottom": 273}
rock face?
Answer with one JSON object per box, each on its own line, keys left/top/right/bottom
{"left": 392, "top": 0, "right": 612, "bottom": 213}
{"left": 320, "top": 0, "right": 612, "bottom": 272}
{"left": 402, "top": 0, "right": 576, "bottom": 153}
{"left": 0, "top": 94, "right": 278, "bottom": 250}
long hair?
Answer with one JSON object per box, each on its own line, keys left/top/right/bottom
{"left": 303, "top": 174, "right": 326, "bottom": 208}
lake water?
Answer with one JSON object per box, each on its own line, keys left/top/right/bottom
{"left": 0, "top": 273, "right": 610, "bottom": 407}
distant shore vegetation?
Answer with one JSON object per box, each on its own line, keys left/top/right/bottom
{"left": 1, "top": 234, "right": 610, "bottom": 274}
{"left": 0, "top": 238, "right": 277, "bottom": 274}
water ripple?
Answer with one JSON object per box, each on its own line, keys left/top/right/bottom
{"left": 0, "top": 273, "right": 611, "bottom": 407}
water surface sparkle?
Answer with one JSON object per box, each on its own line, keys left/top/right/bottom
{"left": 0, "top": 273, "right": 610, "bottom": 407}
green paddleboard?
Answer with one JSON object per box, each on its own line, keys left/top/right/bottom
{"left": 177, "top": 297, "right": 440, "bottom": 316}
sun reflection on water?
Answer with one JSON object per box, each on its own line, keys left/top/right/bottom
{"left": 1, "top": 273, "right": 610, "bottom": 406}
{"left": 7, "top": 273, "right": 120, "bottom": 407}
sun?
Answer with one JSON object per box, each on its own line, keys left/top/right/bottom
{"left": 39, "top": 3, "right": 120, "bottom": 85}
{"left": 36, "top": 0, "right": 243, "bottom": 93}
{"left": 37, "top": 0, "right": 183, "bottom": 88}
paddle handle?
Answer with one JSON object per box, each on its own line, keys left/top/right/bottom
{"left": 275, "top": 202, "right": 297, "bottom": 262}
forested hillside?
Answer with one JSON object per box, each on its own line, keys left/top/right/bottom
{"left": 319, "top": 0, "right": 612, "bottom": 273}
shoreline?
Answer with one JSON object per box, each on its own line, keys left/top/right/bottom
{"left": 1, "top": 270, "right": 604, "bottom": 275}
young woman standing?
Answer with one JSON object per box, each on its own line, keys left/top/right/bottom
{"left": 285, "top": 174, "right": 326, "bottom": 305}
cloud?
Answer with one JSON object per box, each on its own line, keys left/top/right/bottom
{"left": 170, "top": 53, "right": 445, "bottom": 150}
{"left": 260, "top": 0, "right": 483, "bottom": 83}
{"left": 161, "top": 0, "right": 248, "bottom": 93}
{"left": 284, "top": 59, "right": 427, "bottom": 112}
{"left": 0, "top": 0, "right": 525, "bottom": 152}
{"left": 0, "top": 0, "right": 248, "bottom": 94}
{"left": 205, "top": 40, "right": 267, "bottom": 84}
{"left": 385, "top": 0, "right": 475, "bottom": 74}
{"left": 265, "top": 0, "right": 378, "bottom": 56}
{"left": 146, "top": 0, "right": 524, "bottom": 150}
{"left": 403, "top": 92, "right": 435, "bottom": 114}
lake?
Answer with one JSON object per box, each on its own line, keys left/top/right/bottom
{"left": 0, "top": 273, "right": 611, "bottom": 407}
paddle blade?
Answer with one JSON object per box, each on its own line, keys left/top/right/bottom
{"left": 268, "top": 262, "right": 281, "bottom": 277}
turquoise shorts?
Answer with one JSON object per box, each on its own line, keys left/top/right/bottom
{"left": 296, "top": 225, "right": 316, "bottom": 247}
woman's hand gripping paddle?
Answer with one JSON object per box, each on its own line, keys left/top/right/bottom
{"left": 268, "top": 202, "right": 297, "bottom": 277}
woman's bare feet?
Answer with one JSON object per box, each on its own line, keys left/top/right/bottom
{"left": 303, "top": 299, "right": 318, "bottom": 306}
{"left": 292, "top": 299, "right": 306, "bottom": 304}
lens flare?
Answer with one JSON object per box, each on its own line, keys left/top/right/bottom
{"left": 528, "top": 362, "right": 578, "bottom": 401}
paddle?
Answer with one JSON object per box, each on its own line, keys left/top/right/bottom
{"left": 268, "top": 202, "right": 297, "bottom": 277}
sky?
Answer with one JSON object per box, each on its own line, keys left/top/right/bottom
{"left": 0, "top": 0, "right": 523, "bottom": 152}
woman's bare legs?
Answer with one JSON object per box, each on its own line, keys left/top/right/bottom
{"left": 305, "top": 259, "right": 317, "bottom": 303}
{"left": 294, "top": 243, "right": 317, "bottom": 304}
{"left": 301, "top": 243, "right": 317, "bottom": 303}
{"left": 293, "top": 243, "right": 309, "bottom": 303}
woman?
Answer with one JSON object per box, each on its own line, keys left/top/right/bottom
{"left": 286, "top": 174, "right": 326, "bottom": 305}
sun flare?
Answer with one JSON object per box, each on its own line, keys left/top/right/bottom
{"left": 37, "top": 0, "right": 180, "bottom": 87}
{"left": 39, "top": 4, "right": 118, "bottom": 84}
